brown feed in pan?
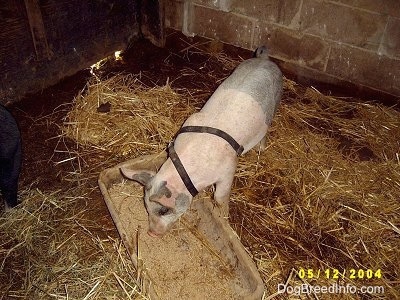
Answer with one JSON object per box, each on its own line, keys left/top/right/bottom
{"left": 108, "top": 180, "right": 247, "bottom": 299}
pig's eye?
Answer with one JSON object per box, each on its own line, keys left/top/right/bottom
{"left": 158, "top": 206, "right": 171, "bottom": 216}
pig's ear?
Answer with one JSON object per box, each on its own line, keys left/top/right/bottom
{"left": 119, "top": 168, "right": 155, "bottom": 186}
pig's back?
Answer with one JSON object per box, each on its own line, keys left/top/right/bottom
{"left": 181, "top": 57, "right": 282, "bottom": 153}
{"left": 220, "top": 58, "right": 282, "bottom": 123}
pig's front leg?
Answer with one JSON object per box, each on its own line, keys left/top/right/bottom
{"left": 214, "top": 162, "right": 237, "bottom": 218}
{"left": 259, "top": 134, "right": 267, "bottom": 151}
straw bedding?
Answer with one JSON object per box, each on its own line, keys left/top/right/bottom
{"left": 0, "top": 187, "right": 143, "bottom": 299}
{"left": 63, "top": 75, "right": 198, "bottom": 157}
{"left": 1, "top": 45, "right": 399, "bottom": 299}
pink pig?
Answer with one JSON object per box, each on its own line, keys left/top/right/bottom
{"left": 121, "top": 46, "right": 282, "bottom": 237}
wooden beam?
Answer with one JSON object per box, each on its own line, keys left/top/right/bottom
{"left": 141, "top": 0, "right": 165, "bottom": 47}
{"left": 24, "top": 0, "right": 52, "bottom": 60}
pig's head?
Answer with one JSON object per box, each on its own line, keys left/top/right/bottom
{"left": 119, "top": 168, "right": 191, "bottom": 237}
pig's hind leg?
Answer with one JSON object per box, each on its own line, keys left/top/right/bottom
{"left": 213, "top": 167, "right": 236, "bottom": 218}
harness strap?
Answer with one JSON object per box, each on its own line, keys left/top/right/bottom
{"left": 168, "top": 142, "right": 198, "bottom": 197}
{"left": 168, "top": 125, "right": 244, "bottom": 197}
{"left": 177, "top": 126, "right": 244, "bottom": 156}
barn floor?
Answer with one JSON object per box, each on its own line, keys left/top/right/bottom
{"left": 1, "top": 29, "right": 399, "bottom": 299}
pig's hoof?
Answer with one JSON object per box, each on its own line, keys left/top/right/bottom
{"left": 216, "top": 204, "right": 229, "bottom": 218}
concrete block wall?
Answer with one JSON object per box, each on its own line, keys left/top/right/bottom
{"left": 166, "top": 0, "right": 400, "bottom": 98}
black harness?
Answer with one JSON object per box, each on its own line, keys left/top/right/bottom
{"left": 168, "top": 126, "right": 244, "bottom": 197}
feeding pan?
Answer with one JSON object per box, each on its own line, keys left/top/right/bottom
{"left": 98, "top": 152, "right": 264, "bottom": 299}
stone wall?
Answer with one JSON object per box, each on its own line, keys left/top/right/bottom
{"left": 166, "top": 0, "right": 400, "bottom": 98}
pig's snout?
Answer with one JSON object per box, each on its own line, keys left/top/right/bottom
{"left": 147, "top": 229, "right": 162, "bottom": 238}
{"left": 147, "top": 225, "right": 167, "bottom": 237}
{"left": 148, "top": 217, "right": 169, "bottom": 237}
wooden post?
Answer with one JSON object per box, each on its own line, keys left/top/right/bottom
{"left": 24, "top": 0, "right": 52, "bottom": 60}
{"left": 141, "top": 0, "right": 165, "bottom": 47}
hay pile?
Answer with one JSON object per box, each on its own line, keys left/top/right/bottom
{"left": 63, "top": 75, "right": 199, "bottom": 157}
{"left": 62, "top": 69, "right": 400, "bottom": 299}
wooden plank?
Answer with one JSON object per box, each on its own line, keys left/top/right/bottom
{"left": 0, "top": 0, "right": 144, "bottom": 104}
{"left": 141, "top": 0, "right": 165, "bottom": 47}
{"left": 24, "top": 0, "right": 51, "bottom": 60}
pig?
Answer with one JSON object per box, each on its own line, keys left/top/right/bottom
{"left": 0, "top": 104, "right": 22, "bottom": 211}
{"left": 121, "top": 46, "right": 282, "bottom": 237}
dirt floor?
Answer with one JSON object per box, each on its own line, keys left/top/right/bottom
{"left": 1, "top": 29, "right": 399, "bottom": 299}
